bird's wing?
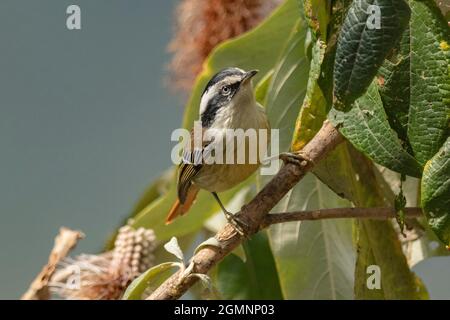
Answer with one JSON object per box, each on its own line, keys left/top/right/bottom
{"left": 177, "top": 128, "right": 211, "bottom": 202}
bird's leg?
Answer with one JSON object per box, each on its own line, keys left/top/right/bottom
{"left": 279, "top": 151, "right": 313, "bottom": 167}
{"left": 211, "top": 192, "right": 248, "bottom": 237}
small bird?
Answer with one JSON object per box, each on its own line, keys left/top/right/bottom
{"left": 166, "top": 67, "right": 270, "bottom": 233}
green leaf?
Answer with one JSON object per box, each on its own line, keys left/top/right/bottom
{"left": 291, "top": 71, "right": 424, "bottom": 300}
{"left": 288, "top": 7, "right": 425, "bottom": 299}
{"left": 376, "top": 0, "right": 450, "bottom": 166}
{"left": 131, "top": 178, "right": 253, "bottom": 242}
{"left": 377, "top": 27, "right": 411, "bottom": 146}
{"left": 104, "top": 169, "right": 174, "bottom": 250}
{"left": 333, "top": 0, "right": 411, "bottom": 109}
{"left": 289, "top": 35, "right": 414, "bottom": 300}
{"left": 268, "top": 174, "right": 355, "bottom": 299}
{"left": 292, "top": 39, "right": 327, "bottom": 151}
{"left": 329, "top": 81, "right": 422, "bottom": 178}
{"left": 355, "top": 220, "right": 425, "bottom": 299}
{"left": 215, "top": 232, "right": 283, "bottom": 299}
{"left": 182, "top": 0, "right": 301, "bottom": 128}
{"left": 264, "top": 18, "right": 311, "bottom": 152}
{"left": 354, "top": 221, "right": 385, "bottom": 299}
{"left": 407, "top": 0, "right": 450, "bottom": 166}
{"left": 290, "top": 39, "right": 365, "bottom": 201}
{"left": 254, "top": 70, "right": 273, "bottom": 105}
{"left": 129, "top": 168, "right": 174, "bottom": 217}
{"left": 303, "top": 0, "right": 332, "bottom": 41}
{"left": 421, "top": 137, "right": 450, "bottom": 246}
{"left": 122, "top": 262, "right": 179, "bottom": 300}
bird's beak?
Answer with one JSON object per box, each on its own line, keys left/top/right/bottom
{"left": 241, "top": 70, "right": 259, "bottom": 84}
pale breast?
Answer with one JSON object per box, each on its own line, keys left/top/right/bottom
{"left": 193, "top": 104, "right": 270, "bottom": 192}
{"left": 193, "top": 162, "right": 260, "bottom": 192}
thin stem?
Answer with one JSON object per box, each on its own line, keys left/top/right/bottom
{"left": 260, "top": 207, "right": 423, "bottom": 229}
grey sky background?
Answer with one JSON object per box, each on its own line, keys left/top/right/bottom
{"left": 0, "top": 0, "right": 182, "bottom": 298}
{"left": 0, "top": 0, "right": 449, "bottom": 300}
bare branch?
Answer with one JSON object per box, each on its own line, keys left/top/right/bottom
{"left": 260, "top": 207, "right": 423, "bottom": 229}
{"left": 147, "top": 120, "right": 344, "bottom": 300}
{"left": 21, "top": 227, "right": 84, "bottom": 300}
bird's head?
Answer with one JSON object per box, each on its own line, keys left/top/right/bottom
{"left": 199, "top": 67, "right": 258, "bottom": 127}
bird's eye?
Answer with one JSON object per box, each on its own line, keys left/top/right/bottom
{"left": 221, "top": 86, "right": 231, "bottom": 95}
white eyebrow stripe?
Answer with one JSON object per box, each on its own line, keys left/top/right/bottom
{"left": 199, "top": 75, "right": 243, "bottom": 116}
{"left": 199, "top": 87, "right": 216, "bottom": 115}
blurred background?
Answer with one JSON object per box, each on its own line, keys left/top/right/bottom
{"left": 0, "top": 0, "right": 182, "bottom": 298}
{"left": 1, "top": 0, "right": 449, "bottom": 299}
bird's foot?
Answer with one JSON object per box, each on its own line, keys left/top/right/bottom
{"left": 279, "top": 151, "right": 313, "bottom": 167}
{"left": 224, "top": 211, "right": 249, "bottom": 237}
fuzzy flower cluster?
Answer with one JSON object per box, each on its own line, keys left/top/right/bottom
{"left": 168, "top": 0, "right": 282, "bottom": 92}
{"left": 50, "top": 226, "right": 157, "bottom": 300}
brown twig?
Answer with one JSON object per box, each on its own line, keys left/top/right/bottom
{"left": 147, "top": 120, "right": 344, "bottom": 300}
{"left": 260, "top": 207, "right": 423, "bottom": 229}
{"left": 21, "top": 227, "right": 84, "bottom": 300}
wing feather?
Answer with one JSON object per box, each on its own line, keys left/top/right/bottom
{"left": 177, "top": 128, "right": 211, "bottom": 202}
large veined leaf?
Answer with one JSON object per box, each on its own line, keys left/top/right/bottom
{"left": 291, "top": 58, "right": 423, "bottom": 301}
{"left": 407, "top": 0, "right": 450, "bottom": 166}
{"left": 377, "top": 0, "right": 450, "bottom": 166}
{"left": 333, "top": 0, "right": 411, "bottom": 109}
{"left": 290, "top": 7, "right": 369, "bottom": 201}
{"left": 293, "top": 116, "right": 422, "bottom": 299}
{"left": 374, "top": 0, "right": 450, "bottom": 246}
{"left": 268, "top": 174, "right": 355, "bottom": 299}
{"left": 264, "top": 18, "right": 311, "bottom": 153}
{"left": 291, "top": 54, "right": 423, "bottom": 298}
{"left": 289, "top": 3, "right": 424, "bottom": 299}
{"left": 215, "top": 232, "right": 283, "bottom": 299}
{"left": 421, "top": 137, "right": 450, "bottom": 246}
{"left": 377, "top": 27, "right": 411, "bottom": 146}
{"left": 128, "top": 0, "right": 301, "bottom": 241}
{"left": 291, "top": 39, "right": 363, "bottom": 201}
{"left": 329, "top": 82, "right": 422, "bottom": 178}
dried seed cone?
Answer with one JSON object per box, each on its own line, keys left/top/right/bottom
{"left": 50, "top": 226, "right": 157, "bottom": 300}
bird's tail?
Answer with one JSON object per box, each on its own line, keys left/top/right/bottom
{"left": 165, "top": 184, "right": 199, "bottom": 224}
